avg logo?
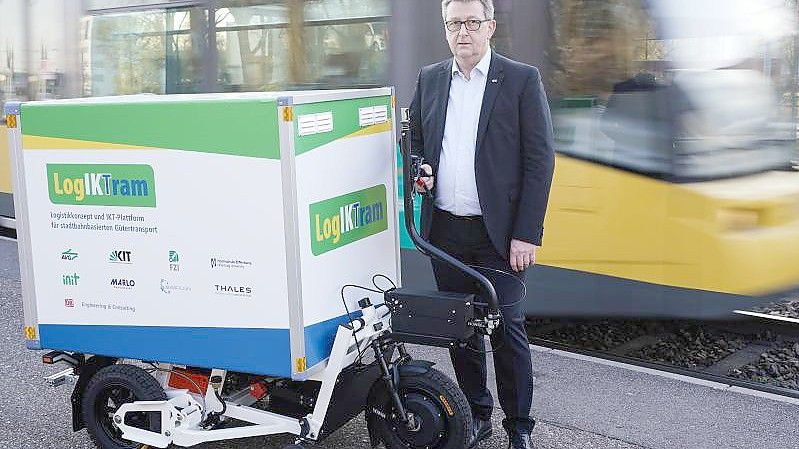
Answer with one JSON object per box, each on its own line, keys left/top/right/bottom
{"left": 47, "top": 164, "right": 156, "bottom": 207}
{"left": 61, "top": 249, "right": 78, "bottom": 261}
{"left": 309, "top": 185, "right": 388, "bottom": 255}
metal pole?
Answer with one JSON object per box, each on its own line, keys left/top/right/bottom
{"left": 793, "top": 0, "right": 799, "bottom": 144}
{"left": 22, "top": 0, "right": 33, "bottom": 100}
{"left": 206, "top": 0, "right": 218, "bottom": 92}
{"left": 287, "top": 0, "right": 306, "bottom": 87}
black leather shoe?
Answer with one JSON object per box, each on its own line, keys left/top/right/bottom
{"left": 469, "top": 417, "right": 493, "bottom": 447}
{"left": 507, "top": 430, "right": 534, "bottom": 449}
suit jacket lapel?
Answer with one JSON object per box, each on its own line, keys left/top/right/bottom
{"left": 475, "top": 53, "right": 505, "bottom": 159}
{"left": 432, "top": 60, "right": 453, "bottom": 168}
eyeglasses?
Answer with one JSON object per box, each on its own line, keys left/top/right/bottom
{"left": 444, "top": 19, "right": 492, "bottom": 32}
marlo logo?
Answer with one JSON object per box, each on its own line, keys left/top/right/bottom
{"left": 309, "top": 185, "right": 388, "bottom": 255}
{"left": 47, "top": 164, "right": 156, "bottom": 207}
{"left": 111, "top": 278, "right": 135, "bottom": 288}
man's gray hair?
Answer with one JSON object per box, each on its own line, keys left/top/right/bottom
{"left": 441, "top": 0, "right": 495, "bottom": 20}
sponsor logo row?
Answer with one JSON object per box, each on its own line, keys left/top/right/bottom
{"left": 61, "top": 249, "right": 251, "bottom": 272}
{"left": 62, "top": 277, "right": 253, "bottom": 300}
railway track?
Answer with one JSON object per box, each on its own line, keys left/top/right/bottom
{"left": 526, "top": 309, "right": 799, "bottom": 400}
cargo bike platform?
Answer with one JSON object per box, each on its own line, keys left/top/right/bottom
{"left": 5, "top": 90, "right": 504, "bottom": 449}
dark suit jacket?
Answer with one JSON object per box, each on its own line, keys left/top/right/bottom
{"left": 409, "top": 52, "right": 555, "bottom": 258}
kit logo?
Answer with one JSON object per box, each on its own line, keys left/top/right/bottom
{"left": 64, "top": 298, "right": 75, "bottom": 308}
{"left": 110, "top": 278, "right": 135, "bottom": 289}
{"left": 210, "top": 257, "right": 252, "bottom": 270}
{"left": 213, "top": 284, "right": 253, "bottom": 297}
{"left": 47, "top": 163, "right": 156, "bottom": 207}
{"left": 160, "top": 278, "right": 191, "bottom": 294}
{"left": 109, "top": 250, "right": 132, "bottom": 263}
{"left": 169, "top": 250, "right": 180, "bottom": 272}
{"left": 61, "top": 249, "right": 78, "bottom": 261}
{"left": 309, "top": 184, "right": 388, "bottom": 255}
{"left": 62, "top": 273, "right": 80, "bottom": 286}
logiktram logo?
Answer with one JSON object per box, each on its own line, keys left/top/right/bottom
{"left": 47, "top": 164, "right": 156, "bottom": 207}
{"left": 309, "top": 185, "right": 388, "bottom": 255}
{"left": 61, "top": 249, "right": 78, "bottom": 261}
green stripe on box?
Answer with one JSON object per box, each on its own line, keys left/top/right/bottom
{"left": 21, "top": 100, "right": 280, "bottom": 159}
{"left": 294, "top": 96, "right": 392, "bottom": 155}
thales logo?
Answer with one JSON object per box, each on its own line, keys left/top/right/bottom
{"left": 61, "top": 249, "right": 78, "bottom": 261}
{"left": 214, "top": 284, "right": 253, "bottom": 296}
{"left": 109, "top": 250, "right": 132, "bottom": 263}
{"left": 309, "top": 185, "right": 388, "bottom": 255}
{"left": 47, "top": 164, "right": 156, "bottom": 207}
{"left": 111, "top": 278, "right": 135, "bottom": 289}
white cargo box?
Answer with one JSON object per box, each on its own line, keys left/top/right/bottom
{"left": 6, "top": 89, "right": 400, "bottom": 378}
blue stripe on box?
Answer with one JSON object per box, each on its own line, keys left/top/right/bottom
{"left": 38, "top": 324, "right": 292, "bottom": 377}
{"left": 304, "top": 313, "right": 361, "bottom": 369}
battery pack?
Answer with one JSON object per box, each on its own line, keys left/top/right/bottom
{"left": 384, "top": 288, "right": 475, "bottom": 347}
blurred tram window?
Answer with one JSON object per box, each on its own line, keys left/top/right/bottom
{"left": 215, "top": 3, "right": 292, "bottom": 92}
{"left": 85, "top": 7, "right": 208, "bottom": 95}
{"left": 301, "top": 0, "right": 389, "bottom": 89}
{"left": 549, "top": 0, "right": 798, "bottom": 181}
{"left": 549, "top": 0, "right": 672, "bottom": 177}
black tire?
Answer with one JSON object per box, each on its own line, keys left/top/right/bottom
{"left": 81, "top": 364, "right": 167, "bottom": 449}
{"left": 373, "top": 367, "right": 470, "bottom": 449}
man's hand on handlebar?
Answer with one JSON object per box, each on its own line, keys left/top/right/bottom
{"left": 415, "top": 163, "right": 434, "bottom": 194}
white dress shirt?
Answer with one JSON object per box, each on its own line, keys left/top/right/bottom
{"left": 435, "top": 48, "right": 492, "bottom": 217}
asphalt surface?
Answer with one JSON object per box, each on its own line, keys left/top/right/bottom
{"left": 1, "top": 238, "right": 797, "bottom": 449}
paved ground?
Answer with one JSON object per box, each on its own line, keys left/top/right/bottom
{"left": 1, "top": 238, "right": 797, "bottom": 449}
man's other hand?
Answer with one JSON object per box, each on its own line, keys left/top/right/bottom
{"left": 510, "top": 239, "right": 537, "bottom": 272}
{"left": 415, "top": 163, "right": 435, "bottom": 193}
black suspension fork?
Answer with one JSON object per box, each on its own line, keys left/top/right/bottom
{"left": 372, "top": 339, "right": 411, "bottom": 425}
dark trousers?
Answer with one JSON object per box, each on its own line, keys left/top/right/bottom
{"left": 430, "top": 208, "right": 535, "bottom": 433}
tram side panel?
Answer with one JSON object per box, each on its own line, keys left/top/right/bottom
{"left": 0, "top": 125, "right": 14, "bottom": 220}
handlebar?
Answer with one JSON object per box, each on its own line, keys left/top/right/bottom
{"left": 398, "top": 110, "right": 500, "bottom": 312}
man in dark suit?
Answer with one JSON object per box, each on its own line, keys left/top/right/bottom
{"left": 408, "top": 1, "right": 555, "bottom": 448}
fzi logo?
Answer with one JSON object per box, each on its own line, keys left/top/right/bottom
{"left": 61, "top": 249, "right": 78, "bottom": 261}
{"left": 47, "top": 164, "right": 156, "bottom": 207}
{"left": 110, "top": 278, "right": 135, "bottom": 289}
{"left": 309, "top": 185, "right": 388, "bottom": 255}
{"left": 109, "top": 250, "right": 132, "bottom": 264}
{"left": 169, "top": 251, "right": 180, "bottom": 272}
